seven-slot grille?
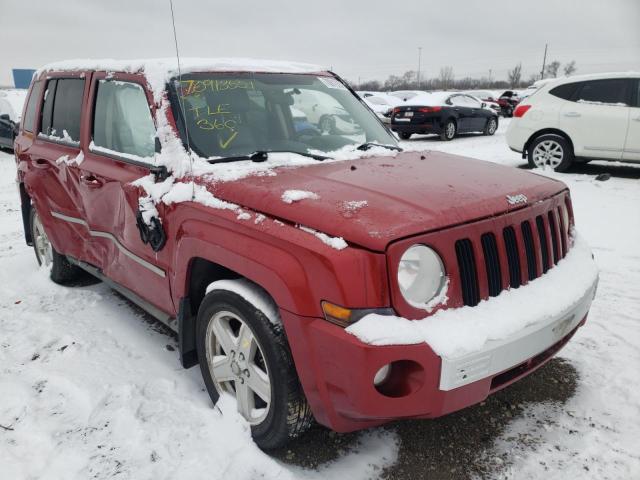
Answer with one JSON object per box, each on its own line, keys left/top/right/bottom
{"left": 455, "top": 202, "right": 570, "bottom": 307}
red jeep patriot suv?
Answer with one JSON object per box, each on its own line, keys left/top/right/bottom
{"left": 14, "top": 58, "right": 598, "bottom": 449}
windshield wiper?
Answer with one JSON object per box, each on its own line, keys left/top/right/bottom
{"left": 207, "top": 150, "right": 329, "bottom": 165}
{"left": 356, "top": 142, "right": 403, "bottom": 152}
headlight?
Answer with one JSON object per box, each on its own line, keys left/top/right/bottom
{"left": 398, "top": 245, "right": 446, "bottom": 308}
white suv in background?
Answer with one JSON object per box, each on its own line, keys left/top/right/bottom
{"left": 506, "top": 72, "right": 640, "bottom": 171}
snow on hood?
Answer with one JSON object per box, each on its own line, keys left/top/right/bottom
{"left": 205, "top": 151, "right": 566, "bottom": 251}
{"left": 346, "top": 231, "right": 598, "bottom": 358}
{"left": 37, "top": 57, "right": 325, "bottom": 103}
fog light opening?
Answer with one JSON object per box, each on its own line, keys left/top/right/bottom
{"left": 374, "top": 360, "right": 425, "bottom": 398}
{"left": 373, "top": 364, "right": 391, "bottom": 386}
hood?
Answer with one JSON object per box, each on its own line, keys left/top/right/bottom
{"left": 206, "top": 151, "right": 566, "bottom": 252}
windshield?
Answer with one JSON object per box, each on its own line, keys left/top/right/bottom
{"left": 169, "top": 72, "right": 397, "bottom": 159}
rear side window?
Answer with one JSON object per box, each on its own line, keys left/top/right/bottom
{"left": 23, "top": 80, "right": 43, "bottom": 132}
{"left": 40, "top": 78, "right": 85, "bottom": 143}
{"left": 549, "top": 82, "right": 580, "bottom": 100}
{"left": 92, "top": 80, "right": 156, "bottom": 159}
{"left": 574, "top": 79, "right": 630, "bottom": 106}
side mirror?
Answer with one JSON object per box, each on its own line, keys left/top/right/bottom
{"left": 481, "top": 102, "right": 487, "bottom": 108}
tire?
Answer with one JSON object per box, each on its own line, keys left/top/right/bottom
{"left": 440, "top": 119, "right": 457, "bottom": 141}
{"left": 30, "top": 208, "right": 82, "bottom": 284}
{"left": 399, "top": 132, "right": 412, "bottom": 140}
{"left": 483, "top": 117, "right": 498, "bottom": 136}
{"left": 527, "top": 134, "right": 574, "bottom": 172}
{"left": 196, "top": 286, "right": 313, "bottom": 449}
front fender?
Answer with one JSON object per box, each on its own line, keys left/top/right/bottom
{"left": 170, "top": 212, "right": 390, "bottom": 318}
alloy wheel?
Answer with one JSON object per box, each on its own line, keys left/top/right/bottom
{"left": 205, "top": 310, "right": 271, "bottom": 424}
{"left": 32, "top": 213, "right": 53, "bottom": 266}
{"left": 446, "top": 122, "right": 455, "bottom": 139}
{"left": 532, "top": 140, "right": 564, "bottom": 168}
{"left": 488, "top": 119, "right": 497, "bottom": 134}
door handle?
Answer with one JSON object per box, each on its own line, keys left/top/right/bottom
{"left": 32, "top": 158, "right": 51, "bottom": 169}
{"left": 80, "top": 173, "right": 103, "bottom": 188}
{"left": 564, "top": 112, "right": 581, "bottom": 118}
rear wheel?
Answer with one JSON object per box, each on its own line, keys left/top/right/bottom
{"left": 483, "top": 117, "right": 498, "bottom": 136}
{"left": 528, "top": 134, "right": 574, "bottom": 172}
{"left": 399, "top": 132, "right": 412, "bottom": 140}
{"left": 196, "top": 286, "right": 313, "bottom": 449}
{"left": 30, "top": 209, "right": 82, "bottom": 284}
{"left": 440, "top": 120, "right": 456, "bottom": 141}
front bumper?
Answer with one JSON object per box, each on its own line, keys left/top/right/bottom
{"left": 281, "top": 276, "right": 597, "bottom": 433}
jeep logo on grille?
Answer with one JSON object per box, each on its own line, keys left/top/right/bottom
{"left": 506, "top": 194, "right": 528, "bottom": 205}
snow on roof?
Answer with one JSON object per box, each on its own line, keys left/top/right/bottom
{"left": 404, "top": 91, "right": 458, "bottom": 106}
{"left": 37, "top": 57, "right": 327, "bottom": 102}
{"left": 538, "top": 71, "right": 640, "bottom": 90}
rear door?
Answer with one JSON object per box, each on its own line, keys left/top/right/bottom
{"left": 559, "top": 78, "right": 632, "bottom": 159}
{"left": 19, "top": 73, "right": 92, "bottom": 264}
{"left": 622, "top": 79, "right": 640, "bottom": 162}
{"left": 80, "top": 72, "right": 175, "bottom": 316}
{"left": 449, "top": 94, "right": 473, "bottom": 132}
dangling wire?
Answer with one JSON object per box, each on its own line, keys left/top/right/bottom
{"left": 168, "top": 0, "right": 195, "bottom": 200}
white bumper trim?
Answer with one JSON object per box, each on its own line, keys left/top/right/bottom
{"left": 438, "top": 277, "right": 597, "bottom": 391}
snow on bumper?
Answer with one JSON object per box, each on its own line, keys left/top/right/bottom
{"left": 347, "top": 232, "right": 599, "bottom": 391}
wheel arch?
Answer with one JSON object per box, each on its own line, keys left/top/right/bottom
{"left": 524, "top": 128, "right": 574, "bottom": 159}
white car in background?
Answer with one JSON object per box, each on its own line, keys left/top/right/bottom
{"left": 357, "top": 92, "right": 401, "bottom": 124}
{"left": 0, "top": 89, "right": 28, "bottom": 150}
{"left": 506, "top": 72, "right": 640, "bottom": 171}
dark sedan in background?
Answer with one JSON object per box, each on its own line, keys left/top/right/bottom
{"left": 390, "top": 92, "right": 499, "bottom": 141}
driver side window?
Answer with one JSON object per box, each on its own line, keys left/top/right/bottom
{"left": 92, "top": 80, "right": 156, "bottom": 159}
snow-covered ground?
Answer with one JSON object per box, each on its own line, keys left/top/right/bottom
{"left": 1, "top": 119, "right": 639, "bottom": 479}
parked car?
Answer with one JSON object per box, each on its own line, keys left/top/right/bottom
{"left": 390, "top": 91, "right": 499, "bottom": 140}
{"left": 358, "top": 92, "right": 400, "bottom": 124}
{"left": 388, "top": 90, "right": 423, "bottom": 102}
{"left": 16, "top": 59, "right": 597, "bottom": 449}
{"left": 293, "top": 88, "right": 363, "bottom": 135}
{"left": 464, "top": 90, "right": 502, "bottom": 116}
{"left": 0, "top": 89, "right": 28, "bottom": 150}
{"left": 507, "top": 72, "right": 640, "bottom": 171}
{"left": 497, "top": 90, "right": 521, "bottom": 117}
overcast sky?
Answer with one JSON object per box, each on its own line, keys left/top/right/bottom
{"left": 1, "top": 0, "right": 638, "bottom": 86}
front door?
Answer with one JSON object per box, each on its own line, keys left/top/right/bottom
{"left": 559, "top": 78, "right": 632, "bottom": 160}
{"left": 622, "top": 79, "right": 640, "bottom": 162}
{"left": 79, "top": 72, "right": 176, "bottom": 316}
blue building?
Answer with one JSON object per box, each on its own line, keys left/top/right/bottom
{"left": 12, "top": 69, "right": 36, "bottom": 89}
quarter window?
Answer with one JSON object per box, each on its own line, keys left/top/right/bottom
{"left": 549, "top": 82, "right": 580, "bottom": 100}
{"left": 39, "top": 79, "right": 84, "bottom": 142}
{"left": 92, "top": 80, "right": 156, "bottom": 159}
{"left": 23, "top": 80, "right": 43, "bottom": 132}
{"left": 574, "top": 79, "right": 629, "bottom": 106}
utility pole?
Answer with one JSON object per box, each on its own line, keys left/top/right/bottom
{"left": 540, "top": 43, "right": 548, "bottom": 80}
{"left": 417, "top": 47, "right": 422, "bottom": 89}
{"left": 489, "top": 69, "right": 492, "bottom": 84}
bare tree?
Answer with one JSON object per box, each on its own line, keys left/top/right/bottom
{"left": 545, "top": 60, "right": 561, "bottom": 78}
{"left": 439, "top": 66, "right": 455, "bottom": 89}
{"left": 563, "top": 61, "right": 577, "bottom": 76}
{"left": 507, "top": 63, "right": 523, "bottom": 87}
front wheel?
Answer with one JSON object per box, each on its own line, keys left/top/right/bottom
{"left": 483, "top": 117, "right": 498, "bottom": 136}
{"left": 527, "top": 134, "right": 574, "bottom": 172}
{"left": 196, "top": 285, "right": 313, "bottom": 449}
{"left": 399, "top": 132, "right": 412, "bottom": 140}
{"left": 440, "top": 120, "right": 457, "bottom": 141}
{"left": 30, "top": 208, "right": 82, "bottom": 283}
